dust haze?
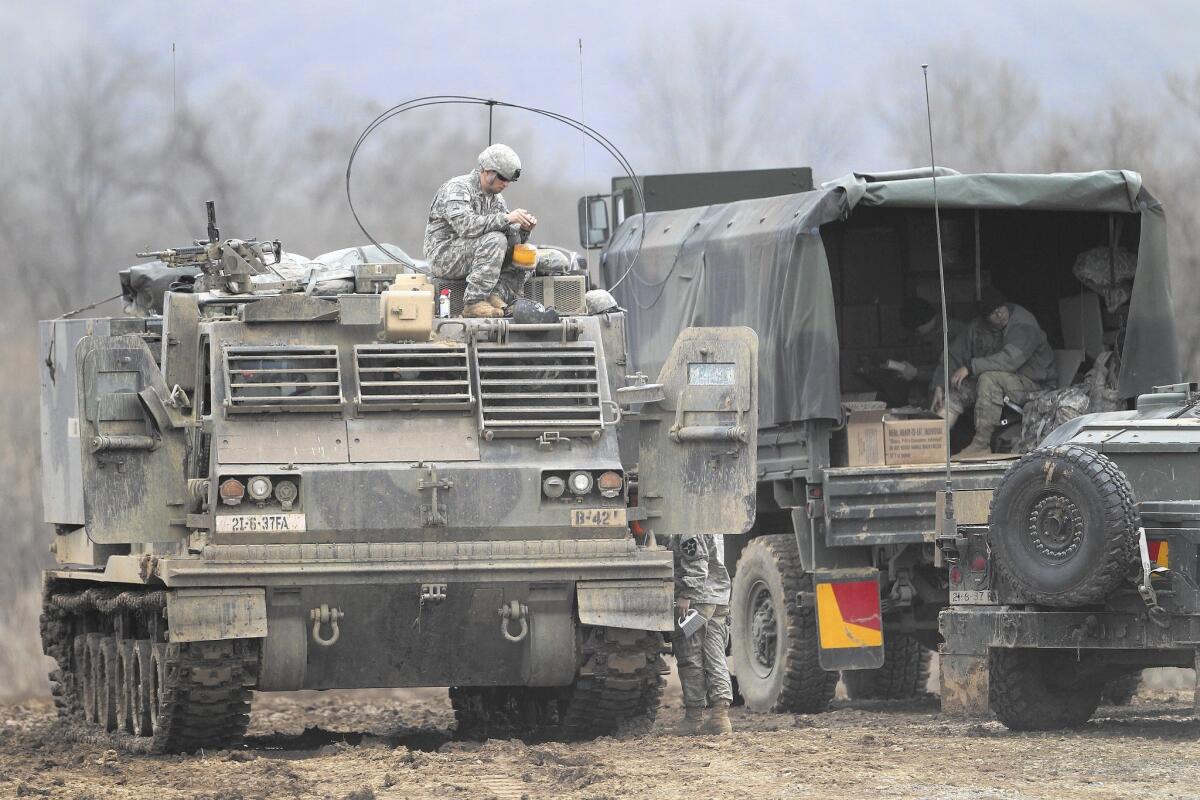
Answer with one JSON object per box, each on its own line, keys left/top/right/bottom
{"left": 2, "top": 10, "right": 1199, "bottom": 705}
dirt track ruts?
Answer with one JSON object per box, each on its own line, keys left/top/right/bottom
{"left": 2, "top": 686, "right": 1200, "bottom": 800}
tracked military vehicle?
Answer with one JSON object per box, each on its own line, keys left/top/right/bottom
{"left": 37, "top": 205, "right": 759, "bottom": 752}
{"left": 941, "top": 382, "right": 1200, "bottom": 729}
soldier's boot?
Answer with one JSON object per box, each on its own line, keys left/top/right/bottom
{"left": 674, "top": 707, "right": 704, "bottom": 736}
{"left": 463, "top": 301, "right": 502, "bottom": 319}
{"left": 701, "top": 701, "right": 733, "bottom": 735}
{"left": 954, "top": 434, "right": 994, "bottom": 460}
{"left": 486, "top": 294, "right": 507, "bottom": 310}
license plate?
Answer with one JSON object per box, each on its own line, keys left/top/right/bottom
{"left": 570, "top": 508, "right": 627, "bottom": 527}
{"left": 215, "top": 513, "right": 307, "bottom": 534}
{"left": 950, "top": 589, "right": 998, "bottom": 605}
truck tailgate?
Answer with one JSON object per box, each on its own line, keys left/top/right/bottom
{"left": 823, "top": 461, "right": 1013, "bottom": 546}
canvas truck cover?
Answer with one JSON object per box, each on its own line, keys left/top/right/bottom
{"left": 601, "top": 169, "right": 1178, "bottom": 427}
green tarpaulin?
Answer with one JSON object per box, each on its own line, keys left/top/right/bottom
{"left": 602, "top": 169, "right": 1178, "bottom": 427}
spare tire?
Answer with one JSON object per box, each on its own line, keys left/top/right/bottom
{"left": 990, "top": 444, "right": 1137, "bottom": 607}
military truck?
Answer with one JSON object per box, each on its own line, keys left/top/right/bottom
{"left": 584, "top": 168, "right": 1179, "bottom": 711}
{"left": 940, "top": 382, "right": 1200, "bottom": 729}
{"left": 37, "top": 206, "right": 760, "bottom": 752}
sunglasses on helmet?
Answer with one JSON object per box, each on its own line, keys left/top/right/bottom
{"left": 492, "top": 168, "right": 520, "bottom": 182}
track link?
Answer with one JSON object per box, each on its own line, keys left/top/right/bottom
{"left": 452, "top": 626, "right": 664, "bottom": 741}
{"left": 560, "top": 627, "right": 663, "bottom": 739}
{"left": 41, "top": 586, "right": 261, "bottom": 753}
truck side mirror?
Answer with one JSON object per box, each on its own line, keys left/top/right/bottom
{"left": 577, "top": 195, "right": 610, "bottom": 249}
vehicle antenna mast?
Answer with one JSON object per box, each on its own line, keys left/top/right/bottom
{"left": 578, "top": 37, "right": 590, "bottom": 273}
{"left": 922, "top": 64, "right": 955, "bottom": 532}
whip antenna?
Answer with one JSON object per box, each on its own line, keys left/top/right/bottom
{"left": 578, "top": 38, "right": 590, "bottom": 273}
{"left": 922, "top": 64, "right": 955, "bottom": 533}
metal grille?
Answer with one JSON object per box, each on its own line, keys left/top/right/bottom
{"left": 354, "top": 344, "right": 472, "bottom": 411}
{"left": 527, "top": 279, "right": 546, "bottom": 305}
{"left": 223, "top": 345, "right": 342, "bottom": 412}
{"left": 523, "top": 276, "right": 587, "bottom": 315}
{"left": 475, "top": 342, "right": 603, "bottom": 436}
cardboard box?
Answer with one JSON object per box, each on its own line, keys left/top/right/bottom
{"left": 883, "top": 416, "right": 947, "bottom": 465}
{"left": 846, "top": 408, "right": 887, "bottom": 467}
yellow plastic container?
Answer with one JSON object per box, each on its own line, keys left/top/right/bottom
{"left": 512, "top": 243, "right": 538, "bottom": 269}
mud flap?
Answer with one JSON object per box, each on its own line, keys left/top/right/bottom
{"left": 938, "top": 607, "right": 991, "bottom": 717}
{"left": 577, "top": 579, "right": 674, "bottom": 632}
{"left": 813, "top": 568, "right": 885, "bottom": 671}
{"left": 166, "top": 588, "right": 268, "bottom": 643}
{"left": 626, "top": 327, "right": 758, "bottom": 538}
{"left": 76, "top": 334, "right": 190, "bottom": 543}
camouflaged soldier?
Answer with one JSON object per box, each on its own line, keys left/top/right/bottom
{"left": 669, "top": 532, "right": 734, "bottom": 735}
{"left": 932, "top": 287, "right": 1056, "bottom": 458}
{"left": 424, "top": 144, "right": 538, "bottom": 318}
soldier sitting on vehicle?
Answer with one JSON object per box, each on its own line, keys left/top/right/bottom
{"left": 882, "top": 297, "right": 967, "bottom": 405}
{"left": 424, "top": 143, "right": 538, "bottom": 318}
{"left": 932, "top": 287, "right": 1056, "bottom": 458}
{"left": 669, "top": 532, "right": 734, "bottom": 736}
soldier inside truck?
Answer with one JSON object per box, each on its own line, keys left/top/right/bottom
{"left": 828, "top": 203, "right": 1138, "bottom": 461}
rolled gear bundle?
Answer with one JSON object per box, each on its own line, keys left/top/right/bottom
{"left": 1072, "top": 245, "right": 1136, "bottom": 312}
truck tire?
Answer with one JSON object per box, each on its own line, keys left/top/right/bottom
{"left": 841, "top": 633, "right": 931, "bottom": 700}
{"left": 731, "top": 535, "right": 837, "bottom": 713}
{"left": 989, "top": 445, "right": 1137, "bottom": 607}
{"left": 989, "top": 648, "right": 1103, "bottom": 730}
{"left": 1101, "top": 670, "right": 1143, "bottom": 706}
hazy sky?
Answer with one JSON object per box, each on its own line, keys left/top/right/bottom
{"left": 4, "top": 0, "right": 1198, "bottom": 181}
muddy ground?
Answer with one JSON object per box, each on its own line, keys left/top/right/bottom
{"left": 3, "top": 678, "right": 1200, "bottom": 800}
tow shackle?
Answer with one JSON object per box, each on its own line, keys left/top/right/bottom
{"left": 309, "top": 604, "right": 345, "bottom": 647}
{"left": 497, "top": 600, "right": 529, "bottom": 643}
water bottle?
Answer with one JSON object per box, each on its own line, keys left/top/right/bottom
{"left": 438, "top": 289, "right": 451, "bottom": 318}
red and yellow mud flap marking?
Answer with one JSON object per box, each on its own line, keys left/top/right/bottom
{"left": 813, "top": 569, "right": 884, "bottom": 671}
{"left": 1147, "top": 539, "right": 1169, "bottom": 568}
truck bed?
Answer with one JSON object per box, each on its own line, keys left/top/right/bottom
{"left": 823, "top": 461, "right": 1013, "bottom": 546}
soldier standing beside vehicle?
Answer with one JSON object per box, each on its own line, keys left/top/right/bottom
{"left": 932, "top": 287, "right": 1056, "bottom": 458}
{"left": 424, "top": 144, "right": 538, "bottom": 318}
{"left": 669, "top": 532, "right": 734, "bottom": 735}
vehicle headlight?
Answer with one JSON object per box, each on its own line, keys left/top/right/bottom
{"left": 568, "top": 471, "right": 594, "bottom": 496}
{"left": 247, "top": 475, "right": 273, "bottom": 502}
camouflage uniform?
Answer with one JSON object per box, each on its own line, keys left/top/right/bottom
{"left": 932, "top": 302, "right": 1055, "bottom": 444}
{"left": 423, "top": 169, "right": 530, "bottom": 304}
{"left": 668, "top": 533, "right": 733, "bottom": 710}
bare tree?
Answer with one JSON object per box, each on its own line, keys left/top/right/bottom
{"left": 626, "top": 14, "right": 856, "bottom": 175}
{"left": 882, "top": 44, "right": 1041, "bottom": 173}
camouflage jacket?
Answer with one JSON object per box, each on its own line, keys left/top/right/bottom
{"left": 423, "top": 169, "right": 511, "bottom": 261}
{"left": 668, "top": 533, "right": 731, "bottom": 605}
{"left": 932, "top": 303, "right": 1055, "bottom": 390}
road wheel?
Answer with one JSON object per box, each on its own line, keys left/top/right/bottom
{"left": 989, "top": 648, "right": 1102, "bottom": 730}
{"left": 1101, "top": 670, "right": 1143, "bottom": 706}
{"left": 989, "top": 445, "right": 1137, "bottom": 607}
{"left": 841, "top": 633, "right": 931, "bottom": 700}
{"left": 731, "top": 535, "right": 837, "bottom": 713}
